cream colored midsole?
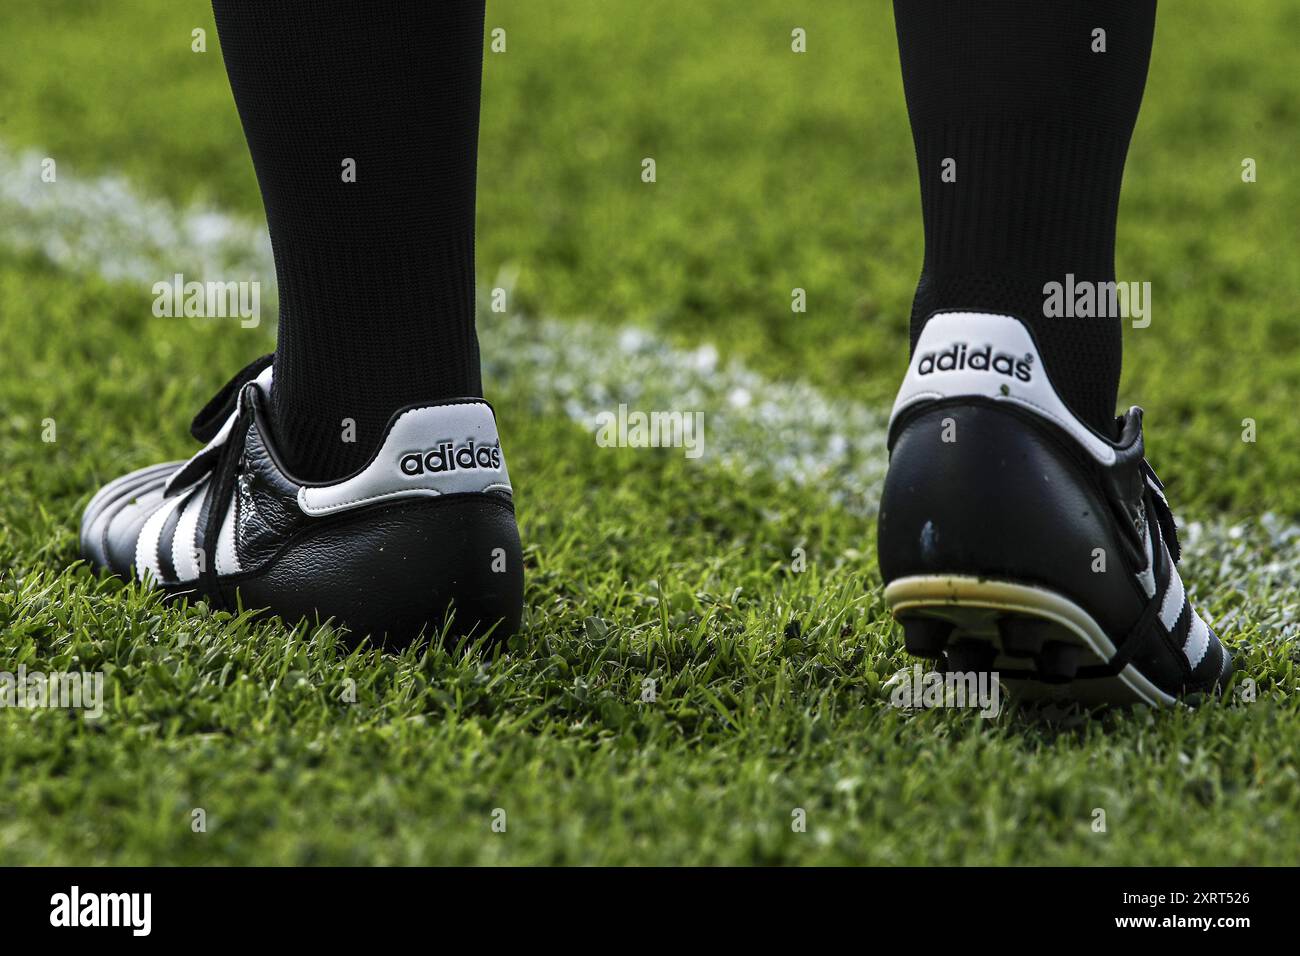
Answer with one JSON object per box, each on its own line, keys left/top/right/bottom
{"left": 883, "top": 574, "right": 1178, "bottom": 707}
{"left": 884, "top": 575, "right": 1118, "bottom": 660}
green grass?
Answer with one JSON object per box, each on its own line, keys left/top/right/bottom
{"left": 0, "top": 0, "right": 1297, "bottom": 864}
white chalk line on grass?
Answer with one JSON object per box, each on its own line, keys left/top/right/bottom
{"left": 1, "top": 144, "right": 1295, "bottom": 642}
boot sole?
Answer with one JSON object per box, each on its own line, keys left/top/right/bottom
{"left": 884, "top": 574, "right": 1178, "bottom": 707}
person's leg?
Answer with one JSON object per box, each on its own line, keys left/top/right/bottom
{"left": 211, "top": 0, "right": 486, "bottom": 481}
{"left": 80, "top": 1, "right": 522, "bottom": 643}
{"left": 893, "top": 0, "right": 1153, "bottom": 434}
{"left": 877, "top": 1, "right": 1231, "bottom": 705}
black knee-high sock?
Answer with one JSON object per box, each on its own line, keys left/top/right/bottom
{"left": 211, "top": 0, "right": 485, "bottom": 480}
{"left": 893, "top": 0, "right": 1156, "bottom": 434}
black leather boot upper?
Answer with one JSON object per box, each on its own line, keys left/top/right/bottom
{"left": 878, "top": 311, "right": 1231, "bottom": 698}
{"left": 80, "top": 357, "right": 523, "bottom": 645}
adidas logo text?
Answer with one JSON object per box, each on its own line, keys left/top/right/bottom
{"left": 399, "top": 440, "right": 502, "bottom": 477}
{"left": 916, "top": 342, "right": 1033, "bottom": 383}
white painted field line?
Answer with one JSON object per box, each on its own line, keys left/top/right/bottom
{"left": 1, "top": 143, "right": 1294, "bottom": 643}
